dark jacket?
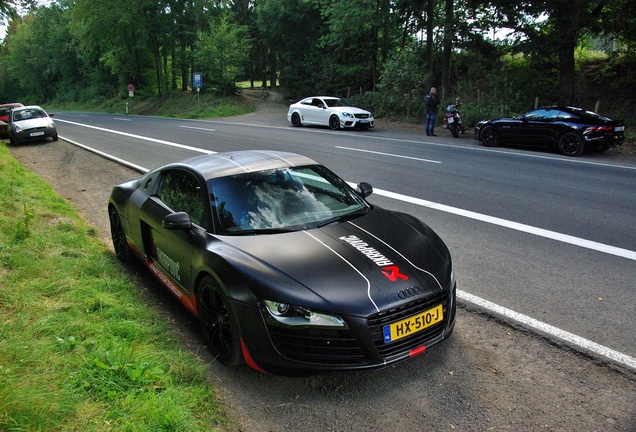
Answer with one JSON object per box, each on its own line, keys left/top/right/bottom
{"left": 425, "top": 92, "right": 440, "bottom": 114}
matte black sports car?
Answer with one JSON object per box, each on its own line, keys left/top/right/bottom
{"left": 108, "top": 150, "right": 456, "bottom": 375}
{"left": 475, "top": 106, "right": 625, "bottom": 156}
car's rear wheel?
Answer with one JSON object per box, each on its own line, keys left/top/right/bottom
{"left": 291, "top": 112, "right": 302, "bottom": 127}
{"left": 480, "top": 125, "right": 498, "bottom": 147}
{"left": 109, "top": 206, "right": 131, "bottom": 262}
{"left": 558, "top": 132, "right": 584, "bottom": 156}
{"left": 329, "top": 115, "right": 340, "bottom": 130}
{"left": 197, "top": 276, "right": 243, "bottom": 366}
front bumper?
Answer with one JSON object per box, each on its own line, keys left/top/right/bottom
{"left": 236, "top": 282, "right": 456, "bottom": 375}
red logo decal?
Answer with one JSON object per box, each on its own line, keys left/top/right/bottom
{"left": 382, "top": 266, "right": 408, "bottom": 282}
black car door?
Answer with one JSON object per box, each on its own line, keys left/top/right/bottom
{"left": 140, "top": 168, "right": 207, "bottom": 294}
{"left": 516, "top": 108, "right": 559, "bottom": 145}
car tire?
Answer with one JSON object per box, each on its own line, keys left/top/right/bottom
{"left": 449, "top": 123, "right": 459, "bottom": 138}
{"left": 291, "top": 112, "right": 302, "bottom": 127}
{"left": 197, "top": 276, "right": 243, "bottom": 366}
{"left": 329, "top": 115, "right": 340, "bottom": 130}
{"left": 480, "top": 125, "right": 499, "bottom": 147}
{"left": 52, "top": 132, "right": 58, "bottom": 142}
{"left": 109, "top": 206, "right": 132, "bottom": 262}
{"left": 558, "top": 132, "right": 584, "bottom": 156}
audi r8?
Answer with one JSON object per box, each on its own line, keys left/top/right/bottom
{"left": 475, "top": 106, "right": 625, "bottom": 156}
{"left": 287, "top": 96, "right": 375, "bottom": 130}
{"left": 108, "top": 150, "right": 455, "bottom": 375}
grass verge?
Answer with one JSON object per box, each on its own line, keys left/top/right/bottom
{"left": 0, "top": 142, "right": 230, "bottom": 431}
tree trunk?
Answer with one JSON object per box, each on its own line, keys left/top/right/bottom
{"left": 441, "top": 0, "right": 453, "bottom": 100}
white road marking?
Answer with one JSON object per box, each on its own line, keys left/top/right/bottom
{"left": 56, "top": 123, "right": 635, "bottom": 370}
{"left": 370, "top": 187, "right": 636, "bottom": 262}
{"left": 336, "top": 146, "right": 442, "bottom": 164}
{"left": 56, "top": 119, "right": 215, "bottom": 154}
{"left": 459, "top": 290, "right": 636, "bottom": 370}
{"left": 180, "top": 125, "right": 216, "bottom": 132}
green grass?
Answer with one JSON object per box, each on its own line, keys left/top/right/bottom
{"left": 49, "top": 90, "right": 256, "bottom": 119}
{"left": 0, "top": 143, "right": 230, "bottom": 431}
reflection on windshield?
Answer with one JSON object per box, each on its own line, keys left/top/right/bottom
{"left": 209, "top": 165, "right": 368, "bottom": 234}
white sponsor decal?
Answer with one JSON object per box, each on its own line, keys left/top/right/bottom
{"left": 339, "top": 235, "right": 393, "bottom": 267}
{"left": 157, "top": 248, "right": 181, "bottom": 282}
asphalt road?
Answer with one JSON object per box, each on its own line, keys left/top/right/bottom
{"left": 8, "top": 106, "right": 636, "bottom": 431}
{"left": 52, "top": 110, "right": 636, "bottom": 363}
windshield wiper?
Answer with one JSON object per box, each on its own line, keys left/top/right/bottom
{"left": 317, "top": 208, "right": 369, "bottom": 228}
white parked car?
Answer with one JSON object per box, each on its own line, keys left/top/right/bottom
{"left": 287, "top": 96, "right": 375, "bottom": 130}
{"left": 8, "top": 105, "right": 58, "bottom": 145}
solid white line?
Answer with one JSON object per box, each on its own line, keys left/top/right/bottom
{"left": 459, "top": 290, "right": 636, "bottom": 370}
{"left": 180, "top": 125, "right": 216, "bottom": 132}
{"left": 60, "top": 136, "right": 149, "bottom": 174}
{"left": 372, "top": 187, "right": 636, "bottom": 261}
{"left": 335, "top": 146, "right": 442, "bottom": 164}
{"left": 56, "top": 119, "right": 215, "bottom": 155}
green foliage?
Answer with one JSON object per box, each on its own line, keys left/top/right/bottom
{"left": 0, "top": 143, "right": 230, "bottom": 431}
{"left": 195, "top": 15, "right": 251, "bottom": 96}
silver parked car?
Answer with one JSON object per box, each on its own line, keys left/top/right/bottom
{"left": 8, "top": 105, "right": 58, "bottom": 145}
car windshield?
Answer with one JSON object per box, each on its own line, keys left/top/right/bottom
{"left": 12, "top": 108, "right": 47, "bottom": 121}
{"left": 324, "top": 98, "right": 351, "bottom": 108}
{"left": 208, "top": 165, "right": 369, "bottom": 234}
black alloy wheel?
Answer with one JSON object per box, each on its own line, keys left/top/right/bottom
{"left": 329, "top": 115, "right": 340, "bottom": 130}
{"left": 480, "top": 125, "right": 499, "bottom": 147}
{"left": 109, "top": 207, "right": 131, "bottom": 262}
{"left": 197, "top": 276, "right": 243, "bottom": 366}
{"left": 558, "top": 132, "right": 584, "bottom": 156}
{"left": 291, "top": 112, "right": 302, "bottom": 127}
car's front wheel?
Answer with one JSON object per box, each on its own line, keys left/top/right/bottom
{"left": 329, "top": 115, "right": 340, "bottom": 130}
{"left": 480, "top": 125, "right": 498, "bottom": 147}
{"left": 197, "top": 276, "right": 243, "bottom": 366}
{"left": 291, "top": 112, "right": 302, "bottom": 127}
{"left": 109, "top": 206, "right": 131, "bottom": 262}
{"left": 558, "top": 132, "right": 584, "bottom": 156}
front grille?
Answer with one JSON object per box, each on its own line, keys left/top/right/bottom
{"left": 368, "top": 291, "right": 448, "bottom": 359}
{"left": 354, "top": 114, "right": 370, "bottom": 119}
{"left": 267, "top": 325, "right": 366, "bottom": 365}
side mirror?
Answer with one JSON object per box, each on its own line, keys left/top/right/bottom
{"left": 356, "top": 182, "right": 373, "bottom": 198}
{"left": 163, "top": 212, "right": 192, "bottom": 230}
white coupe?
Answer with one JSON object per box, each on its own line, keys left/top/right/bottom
{"left": 287, "top": 96, "right": 375, "bottom": 130}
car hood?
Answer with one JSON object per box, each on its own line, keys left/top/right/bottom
{"left": 13, "top": 118, "right": 53, "bottom": 129}
{"left": 216, "top": 208, "right": 450, "bottom": 316}
{"left": 331, "top": 106, "right": 372, "bottom": 116}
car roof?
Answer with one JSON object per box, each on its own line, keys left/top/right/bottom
{"left": 0, "top": 103, "right": 23, "bottom": 109}
{"left": 171, "top": 150, "right": 319, "bottom": 180}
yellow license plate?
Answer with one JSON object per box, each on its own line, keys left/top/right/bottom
{"left": 383, "top": 304, "right": 443, "bottom": 343}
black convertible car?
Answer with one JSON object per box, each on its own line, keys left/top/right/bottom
{"left": 108, "top": 150, "right": 456, "bottom": 375}
{"left": 475, "top": 106, "right": 625, "bottom": 156}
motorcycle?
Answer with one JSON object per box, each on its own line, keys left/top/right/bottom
{"left": 442, "top": 98, "right": 465, "bottom": 138}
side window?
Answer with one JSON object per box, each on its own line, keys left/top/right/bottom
{"left": 525, "top": 109, "right": 557, "bottom": 122}
{"left": 159, "top": 170, "right": 204, "bottom": 226}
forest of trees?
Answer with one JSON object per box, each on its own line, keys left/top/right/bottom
{"left": 1, "top": 0, "right": 635, "bottom": 121}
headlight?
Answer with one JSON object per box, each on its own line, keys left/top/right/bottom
{"left": 15, "top": 126, "right": 23, "bottom": 133}
{"left": 263, "top": 300, "right": 347, "bottom": 328}
{"left": 342, "top": 112, "right": 353, "bottom": 118}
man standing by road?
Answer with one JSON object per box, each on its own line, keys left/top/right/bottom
{"left": 424, "top": 87, "right": 440, "bottom": 136}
